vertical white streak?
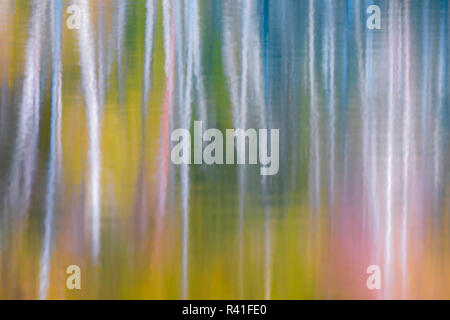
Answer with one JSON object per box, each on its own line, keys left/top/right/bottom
{"left": 156, "top": 0, "right": 172, "bottom": 217}
{"left": 97, "top": 0, "right": 106, "bottom": 111}
{"left": 163, "top": 0, "right": 171, "bottom": 77}
{"left": 240, "top": 0, "right": 249, "bottom": 130}
{"left": 249, "top": 4, "right": 266, "bottom": 128}
{"left": 176, "top": 1, "right": 185, "bottom": 125}
{"left": 115, "top": 0, "right": 126, "bottom": 103}
{"left": 433, "top": 3, "right": 445, "bottom": 220}
{"left": 328, "top": 0, "right": 336, "bottom": 207}
{"left": 308, "top": 0, "right": 320, "bottom": 214}
{"left": 78, "top": 0, "right": 101, "bottom": 263}
{"left": 240, "top": 0, "right": 251, "bottom": 297}
{"left": 222, "top": 5, "right": 240, "bottom": 129}
{"left": 182, "top": 0, "right": 193, "bottom": 300}
{"left": 193, "top": 0, "right": 207, "bottom": 125}
{"left": 142, "top": 0, "right": 155, "bottom": 114}
{"left": 246, "top": 0, "right": 271, "bottom": 298}
{"left": 222, "top": 0, "right": 244, "bottom": 297}
{"left": 355, "top": 0, "right": 367, "bottom": 220}
{"left": 39, "top": 0, "right": 62, "bottom": 300}
{"left": 306, "top": 1, "right": 320, "bottom": 272}
{"left": 385, "top": 1, "right": 395, "bottom": 296}
{"left": 401, "top": 1, "right": 411, "bottom": 298}
{"left": 6, "top": 0, "right": 47, "bottom": 216}
{"left": 365, "top": 2, "right": 379, "bottom": 264}
{"left": 420, "top": 3, "right": 431, "bottom": 217}
{"left": 176, "top": 1, "right": 184, "bottom": 124}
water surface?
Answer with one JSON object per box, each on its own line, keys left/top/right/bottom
{"left": 0, "top": 0, "right": 449, "bottom": 299}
